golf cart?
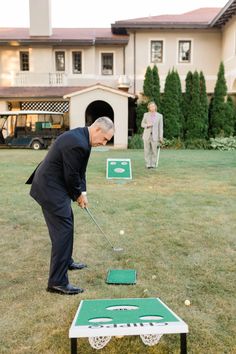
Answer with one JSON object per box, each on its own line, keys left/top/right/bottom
{"left": 0, "top": 110, "right": 68, "bottom": 150}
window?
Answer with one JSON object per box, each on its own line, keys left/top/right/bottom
{"left": 72, "top": 51, "right": 82, "bottom": 74}
{"left": 151, "top": 41, "right": 163, "bottom": 63}
{"left": 55, "top": 51, "right": 65, "bottom": 71}
{"left": 20, "top": 51, "right": 29, "bottom": 71}
{"left": 178, "top": 41, "right": 191, "bottom": 63}
{"left": 101, "top": 53, "right": 113, "bottom": 75}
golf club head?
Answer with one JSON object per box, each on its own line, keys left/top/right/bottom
{"left": 84, "top": 207, "right": 124, "bottom": 252}
{"left": 113, "top": 247, "right": 123, "bottom": 252}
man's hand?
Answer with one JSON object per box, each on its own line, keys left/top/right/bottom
{"left": 77, "top": 194, "right": 88, "bottom": 209}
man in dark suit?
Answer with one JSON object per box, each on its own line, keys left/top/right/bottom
{"left": 26, "top": 117, "right": 114, "bottom": 295}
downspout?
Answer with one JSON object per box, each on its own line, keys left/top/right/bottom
{"left": 133, "top": 31, "right": 136, "bottom": 95}
{"left": 123, "top": 46, "right": 125, "bottom": 75}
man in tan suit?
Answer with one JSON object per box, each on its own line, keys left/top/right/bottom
{"left": 141, "top": 102, "right": 163, "bottom": 168}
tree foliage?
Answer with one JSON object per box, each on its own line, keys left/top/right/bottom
{"left": 161, "top": 69, "right": 181, "bottom": 139}
{"left": 136, "top": 65, "right": 161, "bottom": 133}
{"left": 143, "top": 66, "right": 153, "bottom": 99}
{"left": 182, "top": 71, "right": 193, "bottom": 139}
{"left": 199, "top": 71, "right": 209, "bottom": 138}
{"left": 152, "top": 65, "right": 161, "bottom": 107}
{"left": 136, "top": 102, "right": 148, "bottom": 134}
{"left": 185, "top": 71, "right": 203, "bottom": 139}
{"left": 174, "top": 70, "right": 184, "bottom": 138}
{"left": 209, "top": 62, "right": 228, "bottom": 137}
{"left": 225, "top": 95, "right": 235, "bottom": 136}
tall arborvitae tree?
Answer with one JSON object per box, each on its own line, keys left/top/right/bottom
{"left": 209, "top": 62, "right": 227, "bottom": 137}
{"left": 136, "top": 65, "right": 161, "bottom": 133}
{"left": 199, "top": 71, "right": 209, "bottom": 138}
{"left": 183, "top": 71, "right": 193, "bottom": 139}
{"left": 152, "top": 65, "right": 161, "bottom": 107}
{"left": 161, "top": 69, "right": 181, "bottom": 139}
{"left": 143, "top": 66, "right": 153, "bottom": 100}
{"left": 136, "top": 66, "right": 152, "bottom": 133}
{"left": 185, "top": 71, "right": 203, "bottom": 139}
{"left": 174, "top": 69, "right": 184, "bottom": 138}
{"left": 225, "top": 95, "right": 235, "bottom": 136}
{"left": 136, "top": 102, "right": 148, "bottom": 134}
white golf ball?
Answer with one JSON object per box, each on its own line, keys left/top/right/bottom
{"left": 152, "top": 275, "right": 157, "bottom": 280}
{"left": 143, "top": 289, "right": 148, "bottom": 293}
{"left": 184, "top": 299, "right": 191, "bottom": 306}
{"left": 119, "top": 230, "right": 125, "bottom": 235}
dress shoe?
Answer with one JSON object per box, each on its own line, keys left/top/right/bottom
{"left": 68, "top": 262, "right": 87, "bottom": 270}
{"left": 46, "top": 283, "right": 84, "bottom": 295}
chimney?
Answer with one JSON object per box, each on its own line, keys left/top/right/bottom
{"left": 29, "top": 0, "right": 52, "bottom": 36}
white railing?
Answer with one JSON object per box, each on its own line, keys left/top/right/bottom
{"left": 14, "top": 72, "right": 68, "bottom": 86}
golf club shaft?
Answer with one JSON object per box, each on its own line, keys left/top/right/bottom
{"left": 156, "top": 146, "right": 160, "bottom": 167}
{"left": 85, "top": 207, "right": 115, "bottom": 249}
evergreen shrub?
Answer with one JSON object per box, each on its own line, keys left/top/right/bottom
{"left": 128, "top": 134, "right": 144, "bottom": 149}
{"left": 184, "top": 138, "right": 210, "bottom": 149}
{"left": 162, "top": 138, "right": 184, "bottom": 149}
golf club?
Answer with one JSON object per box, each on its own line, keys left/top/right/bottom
{"left": 156, "top": 146, "right": 161, "bottom": 167}
{"left": 84, "top": 207, "right": 123, "bottom": 252}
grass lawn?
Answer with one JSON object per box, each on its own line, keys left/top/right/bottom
{"left": 0, "top": 148, "right": 236, "bottom": 354}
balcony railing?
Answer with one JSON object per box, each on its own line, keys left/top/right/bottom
{"left": 14, "top": 72, "right": 68, "bottom": 86}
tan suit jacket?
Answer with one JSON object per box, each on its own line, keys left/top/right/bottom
{"left": 141, "top": 112, "right": 163, "bottom": 142}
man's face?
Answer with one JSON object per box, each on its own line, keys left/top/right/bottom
{"left": 90, "top": 127, "right": 114, "bottom": 147}
{"left": 149, "top": 104, "right": 156, "bottom": 112}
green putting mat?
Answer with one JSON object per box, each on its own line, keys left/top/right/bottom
{"left": 106, "top": 159, "right": 132, "bottom": 179}
{"left": 106, "top": 269, "right": 137, "bottom": 285}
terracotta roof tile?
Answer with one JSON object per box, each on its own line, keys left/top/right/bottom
{"left": 114, "top": 7, "right": 221, "bottom": 25}
{"left": 0, "top": 27, "right": 127, "bottom": 41}
{"left": 0, "top": 86, "right": 86, "bottom": 98}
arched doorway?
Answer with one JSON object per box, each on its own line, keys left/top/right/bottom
{"left": 85, "top": 100, "right": 114, "bottom": 143}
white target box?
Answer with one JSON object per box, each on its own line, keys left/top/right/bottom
{"left": 69, "top": 297, "right": 188, "bottom": 353}
{"left": 106, "top": 158, "right": 132, "bottom": 180}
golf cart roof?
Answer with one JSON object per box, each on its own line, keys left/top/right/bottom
{"left": 0, "top": 110, "right": 64, "bottom": 116}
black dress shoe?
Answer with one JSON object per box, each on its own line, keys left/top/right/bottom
{"left": 68, "top": 262, "right": 87, "bottom": 270}
{"left": 46, "top": 284, "right": 84, "bottom": 295}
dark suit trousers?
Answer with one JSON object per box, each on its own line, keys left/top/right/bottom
{"left": 42, "top": 208, "right": 74, "bottom": 287}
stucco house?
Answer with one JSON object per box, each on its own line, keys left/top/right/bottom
{"left": 0, "top": 0, "right": 235, "bottom": 147}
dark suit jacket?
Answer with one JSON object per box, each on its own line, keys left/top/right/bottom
{"left": 26, "top": 127, "right": 91, "bottom": 217}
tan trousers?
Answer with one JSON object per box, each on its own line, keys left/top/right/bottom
{"left": 143, "top": 138, "right": 158, "bottom": 168}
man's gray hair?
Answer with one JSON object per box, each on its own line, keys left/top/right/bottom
{"left": 93, "top": 116, "right": 114, "bottom": 132}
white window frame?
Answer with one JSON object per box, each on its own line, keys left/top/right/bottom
{"left": 19, "top": 51, "right": 30, "bottom": 71}
{"left": 55, "top": 50, "right": 66, "bottom": 72}
{"left": 71, "top": 50, "right": 83, "bottom": 74}
{"left": 100, "top": 51, "right": 115, "bottom": 76}
{"left": 177, "top": 39, "right": 193, "bottom": 65}
{"left": 149, "top": 39, "right": 165, "bottom": 64}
